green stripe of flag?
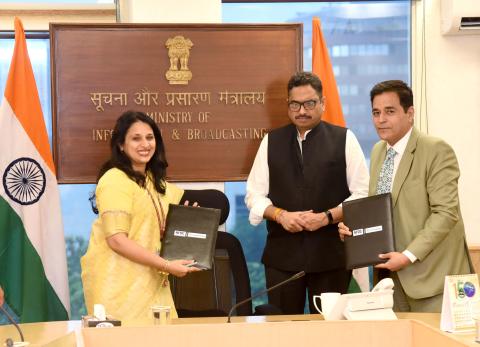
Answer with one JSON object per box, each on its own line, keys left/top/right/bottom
{"left": 0, "top": 196, "right": 68, "bottom": 322}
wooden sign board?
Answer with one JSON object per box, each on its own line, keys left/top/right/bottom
{"left": 50, "top": 23, "right": 302, "bottom": 183}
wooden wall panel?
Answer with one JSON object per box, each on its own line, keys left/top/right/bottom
{"left": 469, "top": 245, "right": 480, "bottom": 273}
{"left": 50, "top": 23, "right": 302, "bottom": 183}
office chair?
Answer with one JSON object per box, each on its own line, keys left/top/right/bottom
{"left": 172, "top": 231, "right": 281, "bottom": 317}
{"left": 173, "top": 189, "right": 281, "bottom": 317}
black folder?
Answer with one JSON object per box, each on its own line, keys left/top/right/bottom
{"left": 343, "top": 193, "right": 395, "bottom": 270}
{"left": 160, "top": 204, "right": 221, "bottom": 270}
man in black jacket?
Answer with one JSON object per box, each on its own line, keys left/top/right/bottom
{"left": 245, "top": 72, "right": 369, "bottom": 313}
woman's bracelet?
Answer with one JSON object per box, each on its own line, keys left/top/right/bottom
{"left": 158, "top": 259, "right": 170, "bottom": 275}
{"left": 163, "top": 260, "right": 170, "bottom": 273}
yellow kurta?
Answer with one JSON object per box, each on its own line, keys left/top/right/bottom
{"left": 81, "top": 168, "right": 183, "bottom": 326}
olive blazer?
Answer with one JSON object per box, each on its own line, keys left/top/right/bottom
{"left": 369, "top": 127, "right": 472, "bottom": 299}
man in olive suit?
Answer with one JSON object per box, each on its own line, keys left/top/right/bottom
{"left": 340, "top": 80, "right": 472, "bottom": 312}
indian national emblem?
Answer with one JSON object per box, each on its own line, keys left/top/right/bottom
{"left": 165, "top": 35, "right": 193, "bottom": 85}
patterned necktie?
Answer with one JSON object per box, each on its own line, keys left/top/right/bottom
{"left": 376, "top": 147, "right": 397, "bottom": 194}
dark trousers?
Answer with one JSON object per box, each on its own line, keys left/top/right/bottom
{"left": 265, "top": 266, "right": 351, "bottom": 314}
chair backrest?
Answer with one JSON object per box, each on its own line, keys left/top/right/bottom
{"left": 214, "top": 231, "right": 253, "bottom": 316}
{"left": 180, "top": 189, "right": 230, "bottom": 225}
{"left": 171, "top": 231, "right": 254, "bottom": 317}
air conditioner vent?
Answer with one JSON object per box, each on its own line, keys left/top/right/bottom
{"left": 460, "top": 17, "right": 480, "bottom": 30}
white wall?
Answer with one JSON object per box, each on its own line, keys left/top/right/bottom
{"left": 120, "top": 0, "right": 221, "bottom": 23}
{"left": 412, "top": 0, "right": 480, "bottom": 244}
{"left": 0, "top": 3, "right": 116, "bottom": 30}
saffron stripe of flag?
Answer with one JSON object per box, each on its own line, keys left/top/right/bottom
{"left": 312, "top": 16, "right": 346, "bottom": 128}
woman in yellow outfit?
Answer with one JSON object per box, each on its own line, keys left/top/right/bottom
{"left": 81, "top": 110, "right": 199, "bottom": 325}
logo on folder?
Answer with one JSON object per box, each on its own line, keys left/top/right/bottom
{"left": 173, "top": 230, "right": 206, "bottom": 239}
{"left": 165, "top": 35, "right": 193, "bottom": 85}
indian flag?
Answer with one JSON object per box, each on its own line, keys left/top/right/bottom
{"left": 312, "top": 17, "right": 370, "bottom": 292}
{"left": 0, "top": 18, "right": 70, "bottom": 322}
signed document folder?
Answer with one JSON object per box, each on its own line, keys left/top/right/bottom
{"left": 161, "top": 204, "right": 221, "bottom": 270}
{"left": 343, "top": 193, "right": 395, "bottom": 269}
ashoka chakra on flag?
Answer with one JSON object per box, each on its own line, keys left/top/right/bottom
{"left": 2, "top": 157, "right": 46, "bottom": 205}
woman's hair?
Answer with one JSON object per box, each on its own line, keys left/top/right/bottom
{"left": 97, "top": 110, "right": 168, "bottom": 194}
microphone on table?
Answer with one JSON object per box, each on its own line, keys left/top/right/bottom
{"left": 0, "top": 304, "right": 25, "bottom": 345}
{"left": 227, "top": 270, "right": 305, "bottom": 323}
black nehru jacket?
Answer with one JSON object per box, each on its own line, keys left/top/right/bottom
{"left": 263, "top": 121, "right": 350, "bottom": 273}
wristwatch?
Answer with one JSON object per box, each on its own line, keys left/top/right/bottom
{"left": 324, "top": 210, "right": 333, "bottom": 225}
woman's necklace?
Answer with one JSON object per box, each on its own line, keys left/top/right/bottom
{"left": 145, "top": 178, "right": 170, "bottom": 287}
{"left": 146, "top": 184, "right": 166, "bottom": 239}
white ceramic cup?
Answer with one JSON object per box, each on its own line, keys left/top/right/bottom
{"left": 151, "top": 305, "right": 172, "bottom": 325}
{"left": 313, "top": 292, "right": 341, "bottom": 320}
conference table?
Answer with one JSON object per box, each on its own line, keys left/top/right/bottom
{"left": 0, "top": 313, "right": 478, "bottom": 347}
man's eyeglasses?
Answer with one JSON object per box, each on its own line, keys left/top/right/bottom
{"left": 288, "top": 99, "right": 320, "bottom": 112}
